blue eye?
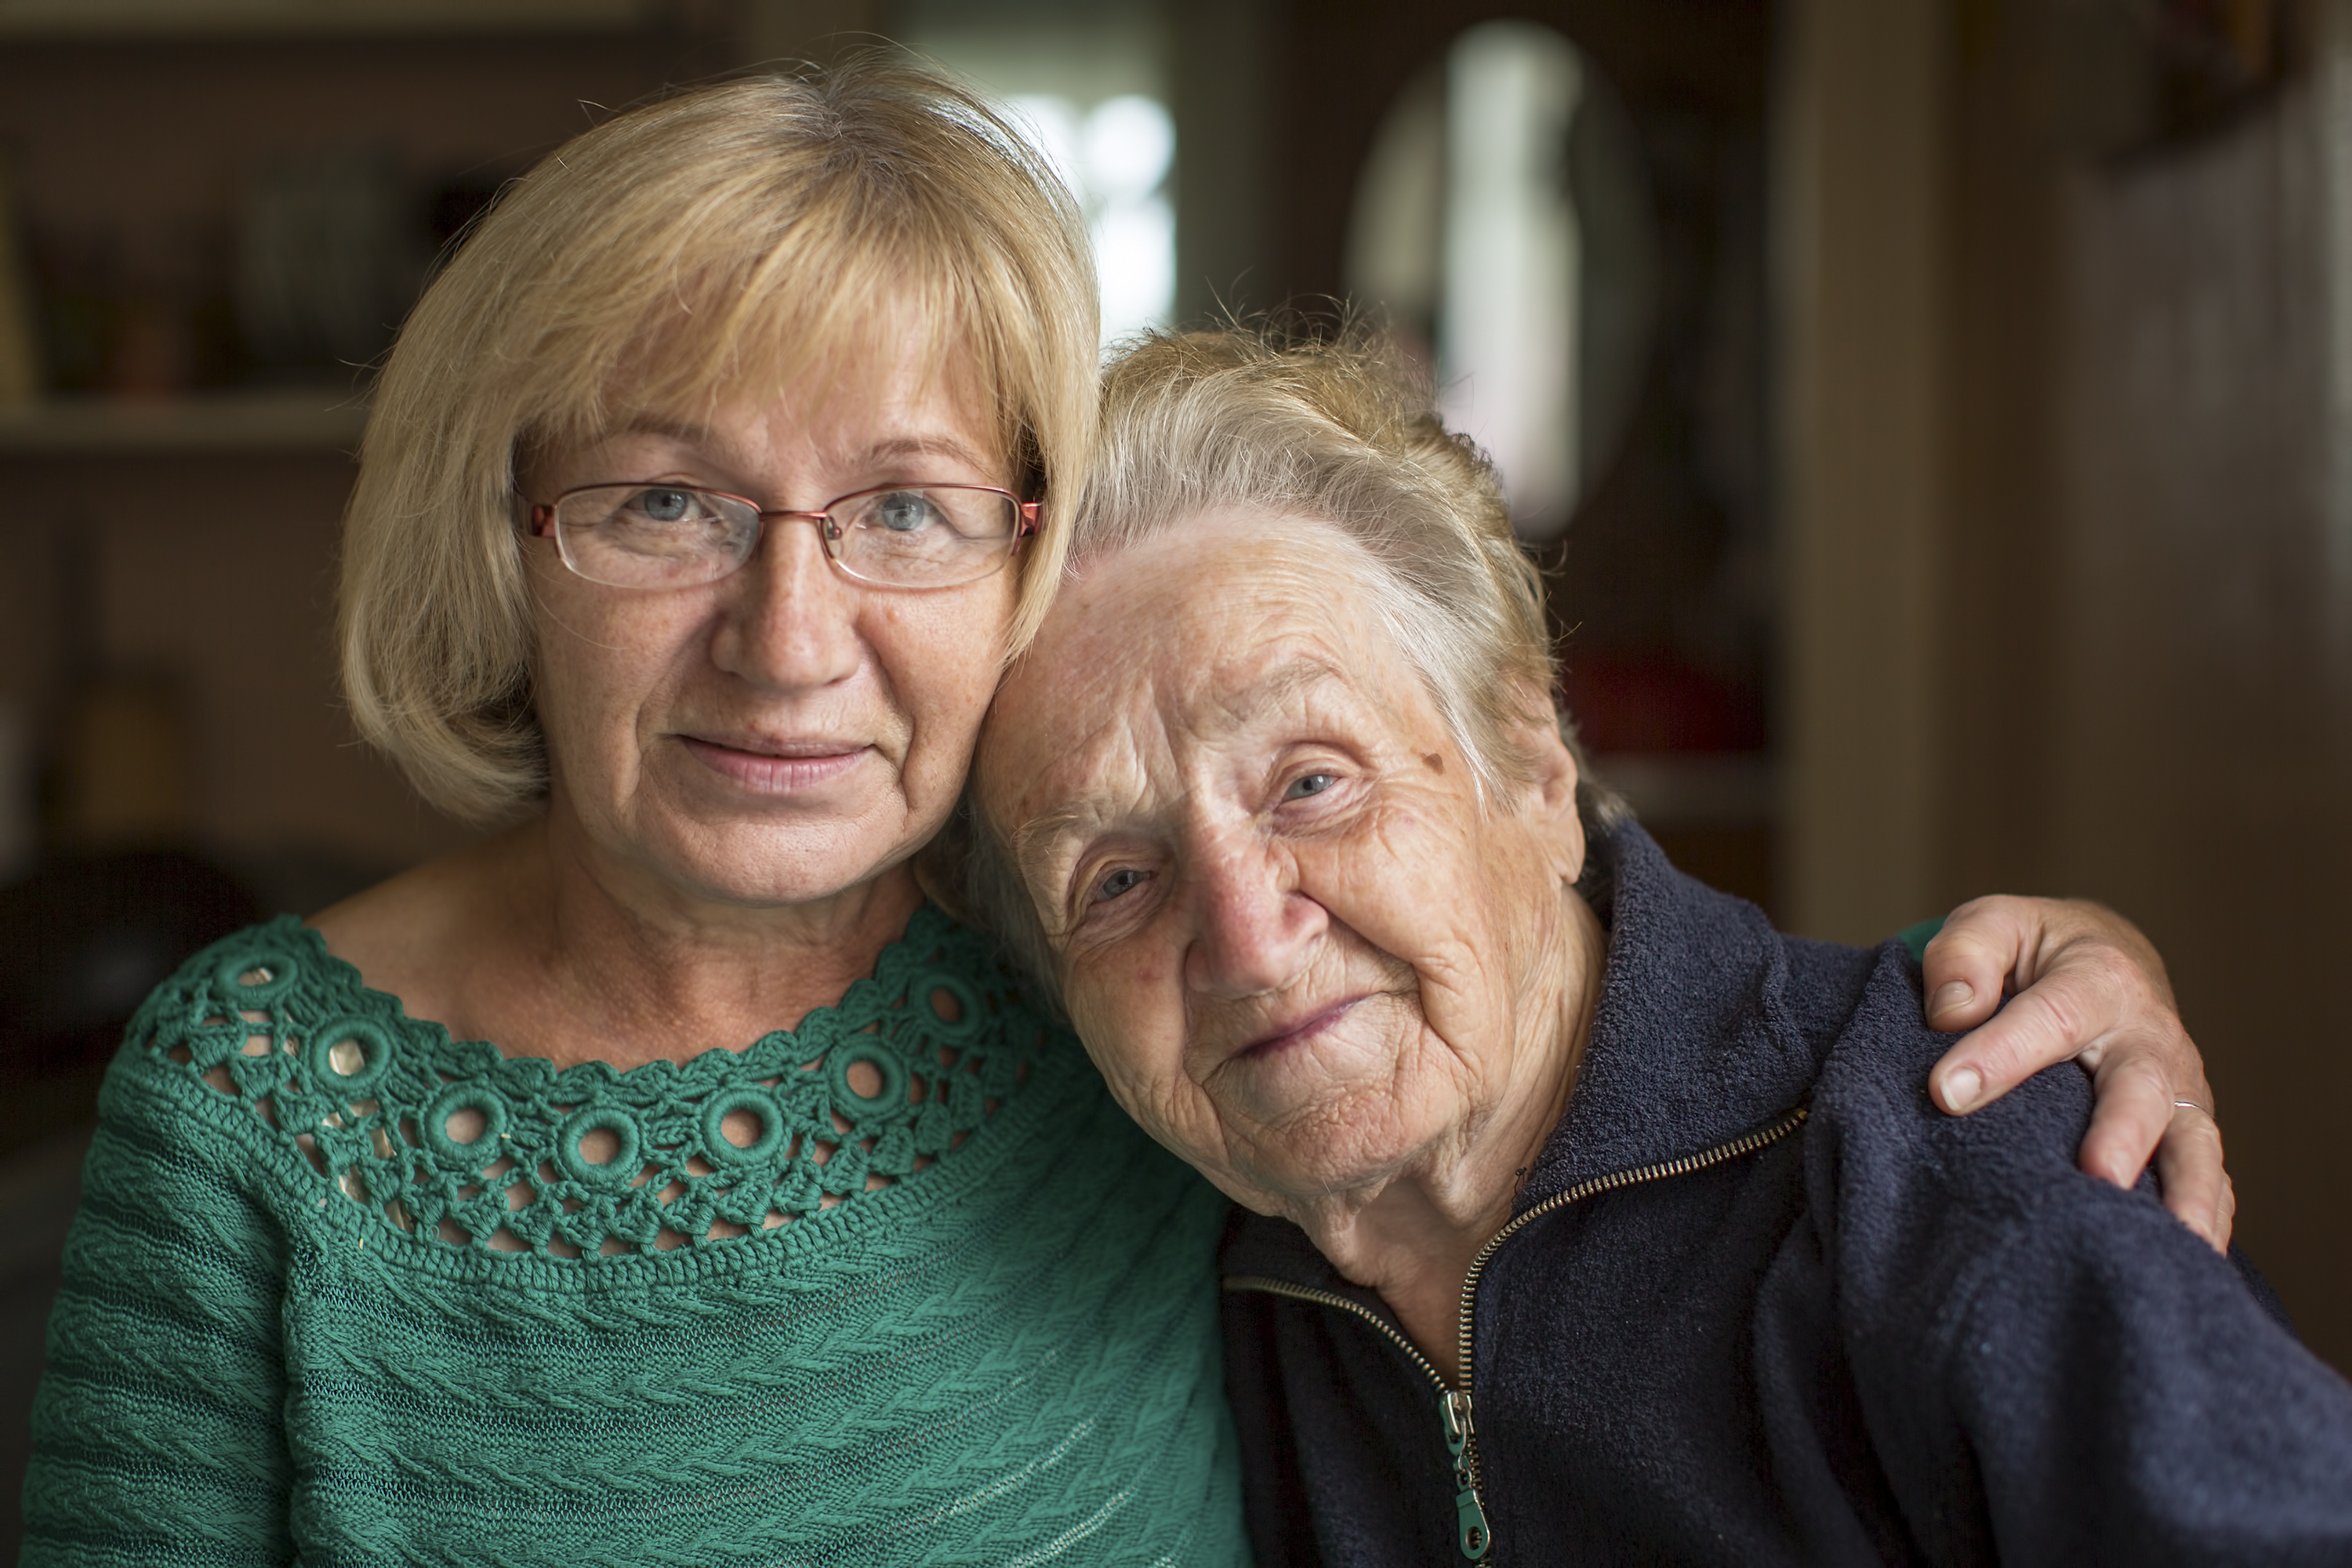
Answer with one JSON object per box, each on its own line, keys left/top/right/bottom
{"left": 868, "top": 489, "right": 947, "bottom": 533}
{"left": 631, "top": 487, "right": 697, "bottom": 523}
{"left": 1284, "top": 772, "right": 1337, "bottom": 800}
{"left": 1095, "top": 867, "right": 1149, "bottom": 902}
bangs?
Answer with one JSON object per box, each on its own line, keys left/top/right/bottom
{"left": 509, "top": 133, "right": 1043, "bottom": 491}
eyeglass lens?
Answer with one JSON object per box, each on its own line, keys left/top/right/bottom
{"left": 550, "top": 485, "right": 1023, "bottom": 590}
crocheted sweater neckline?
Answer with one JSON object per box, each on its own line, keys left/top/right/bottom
{"left": 136, "top": 904, "right": 1044, "bottom": 1268}
{"left": 284, "top": 906, "right": 966, "bottom": 1090}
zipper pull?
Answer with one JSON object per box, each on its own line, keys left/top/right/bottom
{"left": 1440, "top": 1390, "right": 1492, "bottom": 1559}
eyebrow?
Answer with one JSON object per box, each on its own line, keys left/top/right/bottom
{"left": 1010, "top": 804, "right": 1092, "bottom": 891}
{"left": 612, "top": 419, "right": 996, "bottom": 478}
{"left": 1207, "top": 653, "right": 1345, "bottom": 733}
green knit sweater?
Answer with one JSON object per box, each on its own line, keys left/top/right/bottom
{"left": 20, "top": 908, "right": 1247, "bottom": 1566}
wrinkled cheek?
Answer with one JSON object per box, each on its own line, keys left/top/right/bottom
{"left": 1064, "top": 982, "right": 1145, "bottom": 1087}
{"left": 1094, "top": 1036, "right": 1190, "bottom": 1142}
{"left": 1067, "top": 980, "right": 1191, "bottom": 1140}
{"left": 1304, "top": 813, "right": 1476, "bottom": 956}
{"left": 1407, "top": 950, "right": 1513, "bottom": 1073}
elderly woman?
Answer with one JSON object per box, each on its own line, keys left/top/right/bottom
{"left": 969, "top": 329, "right": 2352, "bottom": 1564}
{"left": 23, "top": 60, "right": 2221, "bottom": 1566}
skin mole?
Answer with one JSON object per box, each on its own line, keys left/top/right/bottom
{"left": 1422, "top": 752, "right": 1445, "bottom": 772}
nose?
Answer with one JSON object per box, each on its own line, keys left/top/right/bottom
{"left": 707, "top": 514, "right": 863, "bottom": 692}
{"left": 1181, "top": 828, "right": 1327, "bottom": 1000}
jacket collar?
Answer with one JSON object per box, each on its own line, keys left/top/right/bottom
{"left": 1517, "top": 821, "right": 1820, "bottom": 1208}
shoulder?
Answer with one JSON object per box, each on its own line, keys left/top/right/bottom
{"left": 1773, "top": 956, "right": 2352, "bottom": 1554}
{"left": 1781, "top": 941, "right": 2256, "bottom": 1387}
{"left": 1800, "top": 940, "right": 2094, "bottom": 1225}
{"left": 1738, "top": 927, "right": 2129, "bottom": 1352}
{"left": 85, "top": 916, "right": 350, "bottom": 1218}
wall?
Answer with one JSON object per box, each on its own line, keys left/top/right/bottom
{"left": 2051, "top": 55, "right": 2352, "bottom": 1373}
{"left": 0, "top": 33, "right": 682, "bottom": 891}
{"left": 1779, "top": 0, "right": 2352, "bottom": 1371}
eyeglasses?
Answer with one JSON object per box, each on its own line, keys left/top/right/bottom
{"left": 525, "top": 482, "right": 1040, "bottom": 592}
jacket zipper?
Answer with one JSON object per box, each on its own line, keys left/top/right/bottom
{"left": 1224, "top": 1103, "right": 1809, "bottom": 1563}
{"left": 1219, "top": 1274, "right": 1496, "bottom": 1558}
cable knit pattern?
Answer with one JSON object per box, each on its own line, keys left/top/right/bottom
{"left": 20, "top": 909, "right": 1247, "bottom": 1566}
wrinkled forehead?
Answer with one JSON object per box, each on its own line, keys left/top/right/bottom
{"left": 977, "top": 517, "right": 1381, "bottom": 822}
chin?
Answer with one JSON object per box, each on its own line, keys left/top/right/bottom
{"left": 1216, "top": 1085, "right": 1440, "bottom": 1203}
{"left": 637, "top": 807, "right": 920, "bottom": 908}
{"left": 1230, "top": 1134, "right": 1425, "bottom": 1213}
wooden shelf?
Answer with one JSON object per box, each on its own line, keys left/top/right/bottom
{"left": 0, "top": 393, "right": 368, "bottom": 456}
{"left": 0, "top": 0, "right": 651, "bottom": 36}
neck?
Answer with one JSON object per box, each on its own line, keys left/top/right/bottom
{"left": 1287, "top": 887, "right": 1608, "bottom": 1384}
{"left": 339, "top": 808, "right": 922, "bottom": 1073}
{"left": 517, "top": 807, "right": 923, "bottom": 1069}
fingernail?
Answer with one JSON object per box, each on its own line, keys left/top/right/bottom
{"left": 1941, "top": 1066, "right": 1981, "bottom": 1112}
{"left": 1929, "top": 981, "right": 1973, "bottom": 1018}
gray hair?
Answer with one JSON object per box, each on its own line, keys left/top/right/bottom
{"left": 964, "top": 325, "right": 1628, "bottom": 995}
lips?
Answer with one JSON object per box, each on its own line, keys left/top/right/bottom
{"left": 1237, "top": 993, "right": 1373, "bottom": 1059}
{"left": 678, "top": 732, "right": 872, "bottom": 792}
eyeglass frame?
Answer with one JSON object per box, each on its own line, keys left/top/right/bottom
{"left": 522, "top": 480, "right": 1044, "bottom": 591}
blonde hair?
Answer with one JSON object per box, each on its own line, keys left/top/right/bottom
{"left": 339, "top": 56, "right": 1098, "bottom": 824}
{"left": 967, "top": 325, "right": 1626, "bottom": 989}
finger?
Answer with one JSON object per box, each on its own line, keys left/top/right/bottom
{"left": 1929, "top": 956, "right": 2118, "bottom": 1113}
{"left": 2076, "top": 1049, "right": 2175, "bottom": 1191}
{"left": 2152, "top": 1102, "right": 2232, "bottom": 1253}
{"left": 1921, "top": 897, "right": 2038, "bottom": 1032}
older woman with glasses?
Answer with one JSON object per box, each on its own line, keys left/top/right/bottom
{"left": 969, "top": 328, "right": 2350, "bottom": 1566}
{"left": 25, "top": 59, "right": 2227, "bottom": 1567}
{"left": 24, "top": 63, "right": 1242, "bottom": 1567}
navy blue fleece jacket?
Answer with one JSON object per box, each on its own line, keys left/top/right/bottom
{"left": 1219, "top": 823, "right": 2352, "bottom": 1565}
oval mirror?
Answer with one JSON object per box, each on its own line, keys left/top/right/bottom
{"left": 1345, "top": 20, "right": 1658, "bottom": 543}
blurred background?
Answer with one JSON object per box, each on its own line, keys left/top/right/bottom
{"left": 0, "top": 0, "right": 2345, "bottom": 1537}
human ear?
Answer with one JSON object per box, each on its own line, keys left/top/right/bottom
{"left": 1499, "top": 680, "right": 1586, "bottom": 885}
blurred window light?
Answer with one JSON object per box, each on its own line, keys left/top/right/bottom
{"left": 1084, "top": 96, "right": 1175, "bottom": 342}
{"left": 1443, "top": 23, "right": 1584, "bottom": 541}
{"left": 1006, "top": 91, "right": 1177, "bottom": 344}
{"left": 1085, "top": 94, "right": 1174, "bottom": 201}
{"left": 905, "top": 0, "right": 1175, "bottom": 350}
